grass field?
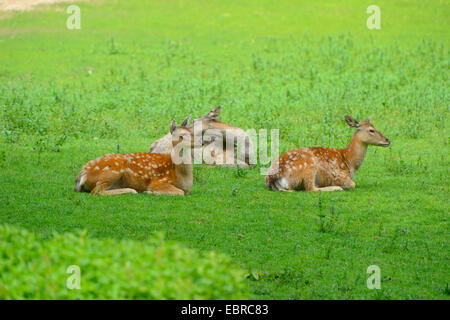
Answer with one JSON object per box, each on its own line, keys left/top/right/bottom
{"left": 0, "top": 0, "right": 449, "bottom": 299}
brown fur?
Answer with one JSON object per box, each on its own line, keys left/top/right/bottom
{"left": 149, "top": 106, "right": 254, "bottom": 167}
{"left": 75, "top": 119, "right": 197, "bottom": 196}
{"left": 265, "top": 115, "right": 390, "bottom": 192}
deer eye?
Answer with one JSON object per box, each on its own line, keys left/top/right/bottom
{"left": 369, "top": 129, "right": 375, "bottom": 133}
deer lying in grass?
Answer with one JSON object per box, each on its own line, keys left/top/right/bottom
{"left": 265, "top": 115, "right": 390, "bottom": 192}
{"left": 149, "top": 106, "right": 254, "bottom": 167}
{"left": 74, "top": 117, "right": 200, "bottom": 196}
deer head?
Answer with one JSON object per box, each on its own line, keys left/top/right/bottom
{"left": 345, "top": 115, "right": 390, "bottom": 147}
{"left": 169, "top": 115, "right": 202, "bottom": 148}
{"left": 190, "top": 106, "right": 222, "bottom": 131}
{"left": 169, "top": 116, "right": 205, "bottom": 165}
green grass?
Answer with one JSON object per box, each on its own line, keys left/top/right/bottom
{"left": 0, "top": 0, "right": 449, "bottom": 299}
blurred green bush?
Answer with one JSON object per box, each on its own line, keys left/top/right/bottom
{"left": 0, "top": 225, "right": 247, "bottom": 299}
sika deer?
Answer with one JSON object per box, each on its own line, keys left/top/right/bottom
{"left": 74, "top": 117, "right": 200, "bottom": 196}
{"left": 149, "top": 106, "right": 255, "bottom": 167}
{"left": 265, "top": 115, "right": 390, "bottom": 192}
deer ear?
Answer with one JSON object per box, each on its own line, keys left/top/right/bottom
{"left": 344, "top": 115, "right": 360, "bottom": 128}
{"left": 363, "top": 115, "right": 373, "bottom": 123}
{"left": 170, "top": 120, "right": 177, "bottom": 134}
{"left": 204, "top": 106, "right": 221, "bottom": 122}
{"left": 181, "top": 115, "right": 191, "bottom": 127}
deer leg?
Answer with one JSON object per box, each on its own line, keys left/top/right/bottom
{"left": 214, "top": 149, "right": 235, "bottom": 167}
{"left": 96, "top": 188, "right": 138, "bottom": 195}
{"left": 328, "top": 175, "right": 355, "bottom": 190}
{"left": 303, "top": 172, "right": 344, "bottom": 192}
{"left": 90, "top": 172, "right": 138, "bottom": 196}
{"left": 317, "top": 186, "right": 344, "bottom": 192}
{"left": 91, "top": 183, "right": 138, "bottom": 196}
{"left": 145, "top": 183, "right": 185, "bottom": 196}
{"left": 303, "top": 173, "right": 320, "bottom": 192}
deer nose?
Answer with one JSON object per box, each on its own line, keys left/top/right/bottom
{"left": 386, "top": 138, "right": 390, "bottom": 146}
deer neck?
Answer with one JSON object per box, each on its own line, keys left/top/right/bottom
{"left": 173, "top": 154, "right": 194, "bottom": 194}
{"left": 343, "top": 133, "right": 368, "bottom": 175}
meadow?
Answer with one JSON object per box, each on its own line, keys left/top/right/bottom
{"left": 0, "top": 0, "right": 448, "bottom": 299}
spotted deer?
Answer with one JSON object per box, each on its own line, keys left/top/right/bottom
{"left": 149, "top": 106, "right": 255, "bottom": 167}
{"left": 74, "top": 117, "right": 200, "bottom": 196}
{"left": 265, "top": 115, "right": 390, "bottom": 192}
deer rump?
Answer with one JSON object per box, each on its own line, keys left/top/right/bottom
{"left": 149, "top": 106, "right": 254, "bottom": 167}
